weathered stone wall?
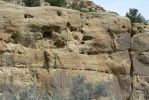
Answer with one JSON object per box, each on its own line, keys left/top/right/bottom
{"left": 0, "top": 0, "right": 149, "bottom": 100}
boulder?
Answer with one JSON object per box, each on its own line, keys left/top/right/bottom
{"left": 131, "top": 33, "right": 149, "bottom": 51}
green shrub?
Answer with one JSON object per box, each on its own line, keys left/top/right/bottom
{"left": 126, "top": 8, "right": 146, "bottom": 24}
{"left": 89, "top": 8, "right": 96, "bottom": 12}
{"left": 23, "top": 0, "right": 41, "bottom": 7}
{"left": 15, "top": 84, "right": 50, "bottom": 100}
{"left": 71, "top": 75, "right": 91, "bottom": 100}
{"left": 94, "top": 81, "right": 110, "bottom": 98}
{"left": 71, "top": 3, "right": 81, "bottom": 11}
{"left": 71, "top": 75, "right": 110, "bottom": 100}
{"left": 45, "top": 0, "right": 65, "bottom": 7}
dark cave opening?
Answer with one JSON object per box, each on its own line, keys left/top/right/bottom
{"left": 42, "top": 30, "right": 53, "bottom": 39}
{"left": 41, "top": 26, "right": 61, "bottom": 39}
{"left": 24, "top": 14, "right": 34, "bottom": 19}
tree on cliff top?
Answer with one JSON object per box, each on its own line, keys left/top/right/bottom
{"left": 126, "top": 8, "right": 146, "bottom": 24}
{"left": 45, "top": 0, "right": 66, "bottom": 7}
{"left": 23, "top": 0, "right": 41, "bottom": 7}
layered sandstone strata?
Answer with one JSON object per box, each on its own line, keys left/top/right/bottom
{"left": 0, "top": 0, "right": 149, "bottom": 100}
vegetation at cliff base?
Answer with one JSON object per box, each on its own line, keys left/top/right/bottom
{"left": 71, "top": 75, "right": 110, "bottom": 100}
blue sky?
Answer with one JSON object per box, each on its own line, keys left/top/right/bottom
{"left": 92, "top": 0, "right": 149, "bottom": 19}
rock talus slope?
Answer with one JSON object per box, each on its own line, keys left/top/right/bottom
{"left": 0, "top": 1, "right": 149, "bottom": 100}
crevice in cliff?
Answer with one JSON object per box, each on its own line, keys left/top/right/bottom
{"left": 43, "top": 51, "right": 50, "bottom": 71}
{"left": 107, "top": 29, "right": 117, "bottom": 52}
{"left": 42, "top": 30, "right": 53, "bottom": 39}
{"left": 66, "top": 22, "right": 78, "bottom": 32}
{"left": 52, "top": 67, "right": 110, "bottom": 73}
{"left": 41, "top": 26, "right": 61, "bottom": 39}
{"left": 9, "top": 33, "right": 18, "bottom": 44}
{"left": 57, "top": 11, "right": 62, "bottom": 16}
{"left": 0, "top": 53, "right": 3, "bottom": 67}
{"left": 129, "top": 49, "right": 134, "bottom": 78}
{"left": 24, "top": 14, "right": 34, "bottom": 19}
{"left": 128, "top": 27, "right": 135, "bottom": 99}
{"left": 54, "top": 38, "right": 66, "bottom": 48}
{"left": 128, "top": 48, "right": 134, "bottom": 100}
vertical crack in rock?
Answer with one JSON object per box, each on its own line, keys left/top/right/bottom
{"left": 107, "top": 29, "right": 117, "bottom": 52}
{"left": 43, "top": 51, "right": 50, "bottom": 71}
{"left": 129, "top": 49, "right": 134, "bottom": 79}
{"left": 128, "top": 27, "right": 135, "bottom": 100}
{"left": 0, "top": 53, "right": 2, "bottom": 67}
{"left": 128, "top": 49, "right": 134, "bottom": 100}
{"left": 0, "top": 39, "right": 6, "bottom": 67}
{"left": 53, "top": 54, "right": 65, "bottom": 69}
{"left": 112, "top": 37, "right": 117, "bottom": 53}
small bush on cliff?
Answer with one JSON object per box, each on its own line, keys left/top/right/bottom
{"left": 45, "top": 0, "right": 65, "bottom": 7}
{"left": 71, "top": 75, "right": 110, "bottom": 100}
{"left": 126, "top": 8, "right": 146, "bottom": 24}
{"left": 89, "top": 8, "right": 96, "bottom": 12}
{"left": 71, "top": 75, "right": 89, "bottom": 100}
{"left": 94, "top": 81, "right": 110, "bottom": 99}
{"left": 23, "top": 0, "right": 41, "bottom": 7}
{"left": 15, "top": 84, "right": 50, "bottom": 100}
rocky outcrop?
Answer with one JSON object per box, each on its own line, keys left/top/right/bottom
{"left": 66, "top": 0, "right": 105, "bottom": 12}
{"left": 0, "top": 0, "right": 149, "bottom": 100}
{"left": 1, "top": 0, "right": 49, "bottom": 6}
{"left": 130, "top": 24, "right": 149, "bottom": 100}
{"left": 2, "top": 0, "right": 105, "bottom": 12}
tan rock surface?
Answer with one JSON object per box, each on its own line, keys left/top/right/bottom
{"left": 1, "top": 0, "right": 148, "bottom": 100}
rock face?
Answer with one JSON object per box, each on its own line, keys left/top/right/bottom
{"left": 2, "top": 0, "right": 105, "bottom": 12}
{"left": 66, "top": 0, "right": 105, "bottom": 12}
{"left": 131, "top": 24, "right": 149, "bottom": 100}
{"left": 1, "top": 0, "right": 48, "bottom": 6}
{"left": 0, "top": 0, "right": 149, "bottom": 100}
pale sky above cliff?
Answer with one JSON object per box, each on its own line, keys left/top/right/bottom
{"left": 93, "top": 0, "right": 149, "bottom": 19}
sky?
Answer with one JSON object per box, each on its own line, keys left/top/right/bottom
{"left": 92, "top": 0, "right": 149, "bottom": 19}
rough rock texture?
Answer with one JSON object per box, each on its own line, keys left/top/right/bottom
{"left": 131, "top": 24, "right": 149, "bottom": 100}
{"left": 1, "top": 0, "right": 49, "bottom": 6}
{"left": 2, "top": 0, "right": 105, "bottom": 12}
{"left": 0, "top": 0, "right": 149, "bottom": 100}
{"left": 66, "top": 0, "right": 105, "bottom": 12}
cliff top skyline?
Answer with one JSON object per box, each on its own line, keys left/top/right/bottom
{"left": 93, "top": 0, "right": 149, "bottom": 19}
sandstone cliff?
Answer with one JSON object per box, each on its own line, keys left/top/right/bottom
{"left": 0, "top": 0, "right": 149, "bottom": 100}
{"left": 1, "top": 0, "right": 105, "bottom": 12}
